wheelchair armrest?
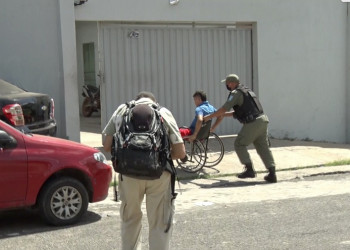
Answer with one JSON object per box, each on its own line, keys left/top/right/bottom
{"left": 179, "top": 126, "right": 189, "bottom": 129}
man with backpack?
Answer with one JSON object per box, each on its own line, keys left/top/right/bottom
{"left": 102, "top": 91, "right": 185, "bottom": 250}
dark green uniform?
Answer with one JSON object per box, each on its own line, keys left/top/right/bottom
{"left": 222, "top": 87, "right": 276, "bottom": 170}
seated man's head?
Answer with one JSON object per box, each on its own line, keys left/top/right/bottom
{"left": 193, "top": 90, "right": 207, "bottom": 107}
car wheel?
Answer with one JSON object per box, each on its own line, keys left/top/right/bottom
{"left": 38, "top": 177, "right": 89, "bottom": 226}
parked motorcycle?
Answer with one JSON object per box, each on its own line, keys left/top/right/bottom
{"left": 81, "top": 84, "right": 100, "bottom": 117}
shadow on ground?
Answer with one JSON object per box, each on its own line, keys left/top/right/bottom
{"left": 0, "top": 208, "right": 101, "bottom": 239}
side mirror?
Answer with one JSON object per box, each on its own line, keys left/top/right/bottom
{"left": 0, "top": 130, "right": 17, "bottom": 149}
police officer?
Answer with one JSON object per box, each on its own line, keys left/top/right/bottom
{"left": 204, "top": 74, "right": 277, "bottom": 183}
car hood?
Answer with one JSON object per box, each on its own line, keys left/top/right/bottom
{"left": 24, "top": 133, "right": 99, "bottom": 153}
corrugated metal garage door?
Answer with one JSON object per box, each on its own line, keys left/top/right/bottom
{"left": 99, "top": 23, "right": 252, "bottom": 135}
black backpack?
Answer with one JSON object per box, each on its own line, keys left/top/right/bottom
{"left": 111, "top": 101, "right": 171, "bottom": 179}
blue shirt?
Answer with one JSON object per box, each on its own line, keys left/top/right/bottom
{"left": 189, "top": 101, "right": 217, "bottom": 133}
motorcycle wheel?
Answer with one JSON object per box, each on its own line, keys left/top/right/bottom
{"left": 82, "top": 98, "right": 94, "bottom": 117}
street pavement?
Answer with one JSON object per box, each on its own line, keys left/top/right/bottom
{"left": 78, "top": 116, "right": 350, "bottom": 249}
{"left": 80, "top": 115, "right": 350, "bottom": 213}
{"left": 1, "top": 116, "right": 350, "bottom": 249}
{"left": 80, "top": 116, "right": 350, "bottom": 183}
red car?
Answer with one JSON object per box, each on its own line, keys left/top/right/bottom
{"left": 0, "top": 120, "right": 112, "bottom": 226}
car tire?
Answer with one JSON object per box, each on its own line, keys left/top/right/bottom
{"left": 38, "top": 177, "right": 89, "bottom": 226}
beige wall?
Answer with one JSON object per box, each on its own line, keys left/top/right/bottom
{"left": 75, "top": 0, "right": 349, "bottom": 142}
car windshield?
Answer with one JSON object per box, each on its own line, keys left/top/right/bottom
{"left": 0, "top": 80, "right": 25, "bottom": 95}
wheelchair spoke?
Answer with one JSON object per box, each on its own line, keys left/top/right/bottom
{"left": 176, "top": 140, "right": 206, "bottom": 173}
{"left": 204, "top": 132, "right": 224, "bottom": 168}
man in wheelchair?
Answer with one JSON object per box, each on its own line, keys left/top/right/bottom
{"left": 179, "top": 90, "right": 223, "bottom": 142}
{"left": 178, "top": 90, "right": 224, "bottom": 164}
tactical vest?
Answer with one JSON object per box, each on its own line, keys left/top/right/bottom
{"left": 232, "top": 85, "right": 264, "bottom": 123}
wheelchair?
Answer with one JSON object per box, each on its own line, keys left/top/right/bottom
{"left": 176, "top": 120, "right": 224, "bottom": 173}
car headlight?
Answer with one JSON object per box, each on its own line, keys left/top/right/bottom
{"left": 94, "top": 152, "right": 108, "bottom": 164}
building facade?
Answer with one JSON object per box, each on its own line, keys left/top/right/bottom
{"left": 1, "top": 0, "right": 350, "bottom": 143}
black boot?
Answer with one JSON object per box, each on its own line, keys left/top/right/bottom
{"left": 264, "top": 167, "right": 277, "bottom": 183}
{"left": 237, "top": 163, "right": 256, "bottom": 179}
{"left": 180, "top": 155, "right": 188, "bottom": 163}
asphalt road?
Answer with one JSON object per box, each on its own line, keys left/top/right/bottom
{"left": 1, "top": 173, "right": 350, "bottom": 250}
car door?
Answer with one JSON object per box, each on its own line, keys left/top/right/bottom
{"left": 0, "top": 126, "right": 28, "bottom": 203}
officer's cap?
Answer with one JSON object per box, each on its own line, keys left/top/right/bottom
{"left": 221, "top": 74, "right": 239, "bottom": 83}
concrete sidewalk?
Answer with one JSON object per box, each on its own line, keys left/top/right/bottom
{"left": 80, "top": 116, "right": 350, "bottom": 181}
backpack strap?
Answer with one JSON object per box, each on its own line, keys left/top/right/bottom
{"left": 113, "top": 174, "right": 118, "bottom": 201}
{"left": 122, "top": 101, "right": 136, "bottom": 135}
{"left": 116, "top": 101, "right": 136, "bottom": 183}
{"left": 165, "top": 159, "right": 178, "bottom": 233}
{"left": 126, "top": 100, "right": 136, "bottom": 108}
{"left": 168, "top": 159, "right": 178, "bottom": 198}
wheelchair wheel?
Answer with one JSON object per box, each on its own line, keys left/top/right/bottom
{"left": 204, "top": 132, "right": 224, "bottom": 168}
{"left": 176, "top": 139, "right": 206, "bottom": 173}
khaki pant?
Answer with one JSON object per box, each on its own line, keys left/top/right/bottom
{"left": 234, "top": 115, "right": 276, "bottom": 169}
{"left": 118, "top": 171, "right": 174, "bottom": 250}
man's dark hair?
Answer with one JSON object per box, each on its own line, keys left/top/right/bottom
{"left": 136, "top": 91, "right": 157, "bottom": 102}
{"left": 193, "top": 90, "right": 207, "bottom": 102}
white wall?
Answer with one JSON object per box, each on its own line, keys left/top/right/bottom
{"left": 0, "top": 0, "right": 66, "bottom": 138}
{"left": 347, "top": 3, "right": 350, "bottom": 143}
{"left": 59, "top": 0, "right": 80, "bottom": 142}
{"left": 0, "top": 0, "right": 347, "bottom": 143}
{"left": 75, "top": 0, "right": 349, "bottom": 143}
{"left": 0, "top": 0, "right": 80, "bottom": 141}
{"left": 255, "top": 2, "right": 347, "bottom": 143}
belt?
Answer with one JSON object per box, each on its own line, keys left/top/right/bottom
{"left": 241, "top": 113, "right": 264, "bottom": 124}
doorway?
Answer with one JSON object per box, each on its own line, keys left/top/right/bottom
{"left": 83, "top": 42, "right": 96, "bottom": 87}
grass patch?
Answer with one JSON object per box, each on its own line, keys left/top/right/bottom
{"left": 324, "top": 159, "right": 350, "bottom": 166}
